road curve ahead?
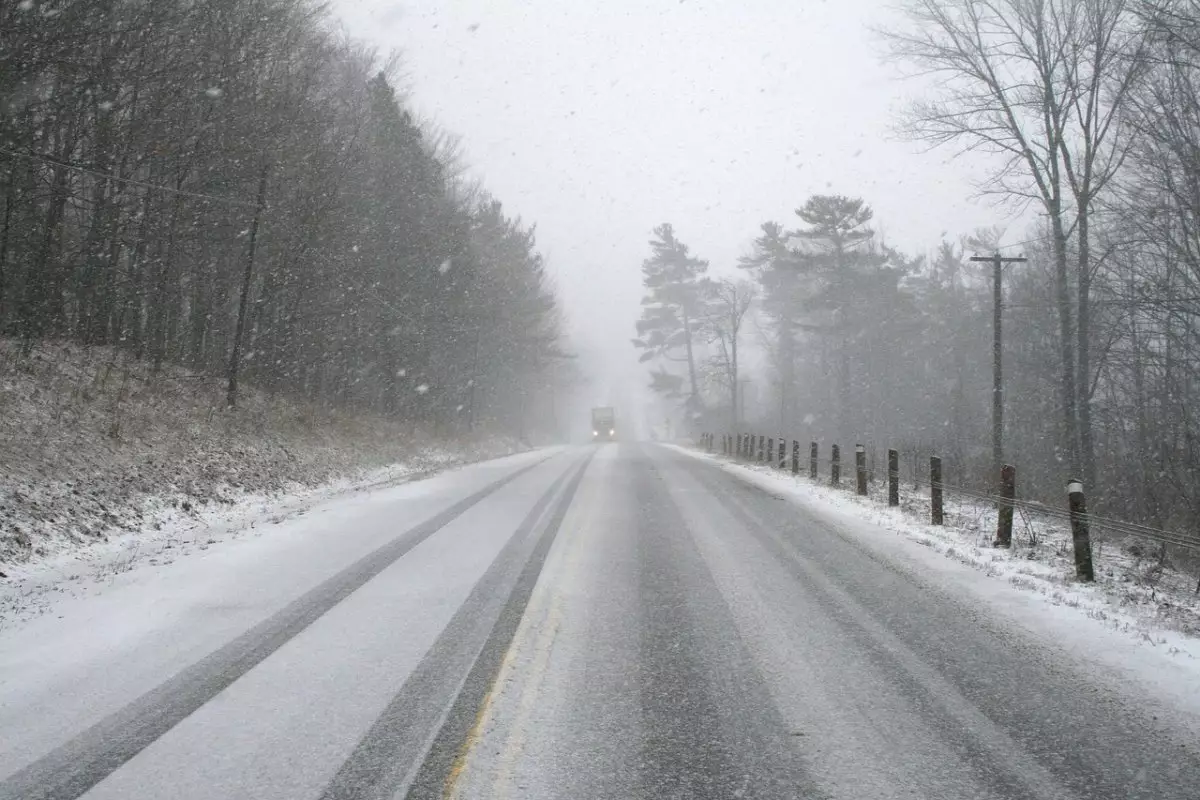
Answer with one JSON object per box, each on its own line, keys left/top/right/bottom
{"left": 1, "top": 443, "right": 1198, "bottom": 800}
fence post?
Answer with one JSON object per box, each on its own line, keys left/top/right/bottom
{"left": 779, "top": 437, "right": 787, "bottom": 470}
{"left": 757, "top": 435, "right": 764, "bottom": 463}
{"left": 810, "top": 442, "right": 818, "bottom": 480}
{"left": 831, "top": 444, "right": 841, "bottom": 486}
{"left": 767, "top": 437, "right": 774, "bottom": 466}
{"left": 930, "top": 456, "right": 943, "bottom": 525}
{"left": 995, "top": 464, "right": 1016, "bottom": 548}
{"left": 888, "top": 449, "right": 899, "bottom": 507}
{"left": 792, "top": 440, "right": 800, "bottom": 474}
{"left": 1067, "top": 480, "right": 1095, "bottom": 581}
{"left": 855, "top": 444, "right": 867, "bottom": 496}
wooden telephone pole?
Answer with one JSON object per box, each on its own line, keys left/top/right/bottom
{"left": 969, "top": 252, "right": 1027, "bottom": 482}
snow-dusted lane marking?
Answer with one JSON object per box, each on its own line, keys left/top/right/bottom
{"left": 395, "top": 451, "right": 594, "bottom": 800}
{"left": 0, "top": 457, "right": 550, "bottom": 800}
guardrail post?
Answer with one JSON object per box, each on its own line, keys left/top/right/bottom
{"left": 930, "top": 456, "right": 943, "bottom": 525}
{"left": 888, "top": 448, "right": 899, "bottom": 506}
{"left": 767, "top": 437, "right": 774, "bottom": 466}
{"left": 757, "top": 435, "right": 764, "bottom": 463}
{"left": 831, "top": 444, "right": 841, "bottom": 486}
{"left": 778, "top": 437, "right": 787, "bottom": 470}
{"left": 995, "top": 463, "right": 1015, "bottom": 548}
{"left": 810, "top": 442, "right": 818, "bottom": 479}
{"left": 792, "top": 440, "right": 800, "bottom": 474}
{"left": 1067, "top": 479, "right": 1095, "bottom": 581}
{"left": 855, "top": 444, "right": 868, "bottom": 496}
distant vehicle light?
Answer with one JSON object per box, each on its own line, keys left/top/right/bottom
{"left": 609, "top": 429, "right": 615, "bottom": 435}
{"left": 592, "top": 430, "right": 598, "bottom": 436}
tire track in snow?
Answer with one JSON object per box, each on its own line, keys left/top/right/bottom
{"left": 355, "top": 451, "right": 592, "bottom": 800}
{"left": 0, "top": 455, "right": 552, "bottom": 800}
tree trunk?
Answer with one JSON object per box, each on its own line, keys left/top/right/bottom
{"left": 1077, "top": 207, "right": 1097, "bottom": 490}
{"left": 730, "top": 319, "right": 739, "bottom": 429}
{"left": 682, "top": 306, "right": 700, "bottom": 407}
{"left": 227, "top": 164, "right": 270, "bottom": 408}
{"left": 1050, "top": 205, "right": 1081, "bottom": 475}
{"left": 20, "top": 158, "right": 70, "bottom": 346}
{"left": 0, "top": 172, "right": 12, "bottom": 330}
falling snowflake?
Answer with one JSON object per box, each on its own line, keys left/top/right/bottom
{"left": 415, "top": 383, "right": 429, "bottom": 394}
{"left": 98, "top": 101, "right": 114, "bottom": 112}
{"left": 205, "top": 87, "right": 223, "bottom": 98}
{"left": 803, "top": 413, "right": 815, "bottom": 425}
{"left": 352, "top": 244, "right": 360, "bottom": 253}
{"left": 17, "top": 0, "right": 33, "bottom": 11}
{"left": 438, "top": 259, "right": 452, "bottom": 274}
{"left": 397, "top": 368, "right": 407, "bottom": 377}
{"left": 456, "top": 404, "right": 464, "bottom": 412}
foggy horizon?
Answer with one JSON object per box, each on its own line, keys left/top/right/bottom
{"left": 332, "top": 0, "right": 1029, "bottom": 414}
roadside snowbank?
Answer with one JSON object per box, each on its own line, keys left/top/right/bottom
{"left": 0, "top": 340, "right": 527, "bottom": 583}
{"left": 671, "top": 446, "right": 1200, "bottom": 665}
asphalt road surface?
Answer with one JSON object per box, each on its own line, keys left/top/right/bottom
{"left": 2, "top": 443, "right": 1198, "bottom": 799}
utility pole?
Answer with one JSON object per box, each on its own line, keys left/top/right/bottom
{"left": 969, "top": 252, "right": 1027, "bottom": 482}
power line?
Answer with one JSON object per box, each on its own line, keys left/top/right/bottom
{"left": 993, "top": 236, "right": 1043, "bottom": 253}
{"left": 0, "top": 146, "right": 259, "bottom": 209}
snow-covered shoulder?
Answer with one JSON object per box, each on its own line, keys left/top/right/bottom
{"left": 0, "top": 447, "right": 556, "bottom": 631}
{"left": 668, "top": 444, "right": 1200, "bottom": 724}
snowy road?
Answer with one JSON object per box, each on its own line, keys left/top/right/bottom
{"left": 2, "top": 443, "right": 1199, "bottom": 799}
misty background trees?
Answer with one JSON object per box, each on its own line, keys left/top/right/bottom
{"left": 0, "top": 0, "right": 570, "bottom": 439}
{"left": 637, "top": 0, "right": 1200, "bottom": 533}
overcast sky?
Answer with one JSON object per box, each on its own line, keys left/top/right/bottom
{"left": 332, "top": 0, "right": 1022, "bottom": 410}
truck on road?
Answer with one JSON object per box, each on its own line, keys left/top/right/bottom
{"left": 591, "top": 407, "right": 616, "bottom": 441}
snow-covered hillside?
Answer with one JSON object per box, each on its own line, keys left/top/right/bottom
{"left": 0, "top": 341, "right": 523, "bottom": 573}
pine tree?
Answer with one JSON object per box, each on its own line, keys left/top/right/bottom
{"left": 633, "top": 223, "right": 712, "bottom": 414}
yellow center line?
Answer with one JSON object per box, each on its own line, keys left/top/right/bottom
{"left": 441, "top": 466, "right": 593, "bottom": 799}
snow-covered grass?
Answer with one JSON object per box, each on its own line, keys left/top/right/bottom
{"left": 675, "top": 445, "right": 1200, "bottom": 651}
{"left": 0, "top": 340, "right": 525, "bottom": 585}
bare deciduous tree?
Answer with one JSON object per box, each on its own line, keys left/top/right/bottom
{"left": 880, "top": 0, "right": 1146, "bottom": 487}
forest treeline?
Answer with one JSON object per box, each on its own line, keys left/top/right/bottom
{"left": 0, "top": 0, "right": 568, "bottom": 437}
{"left": 636, "top": 0, "right": 1200, "bottom": 532}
